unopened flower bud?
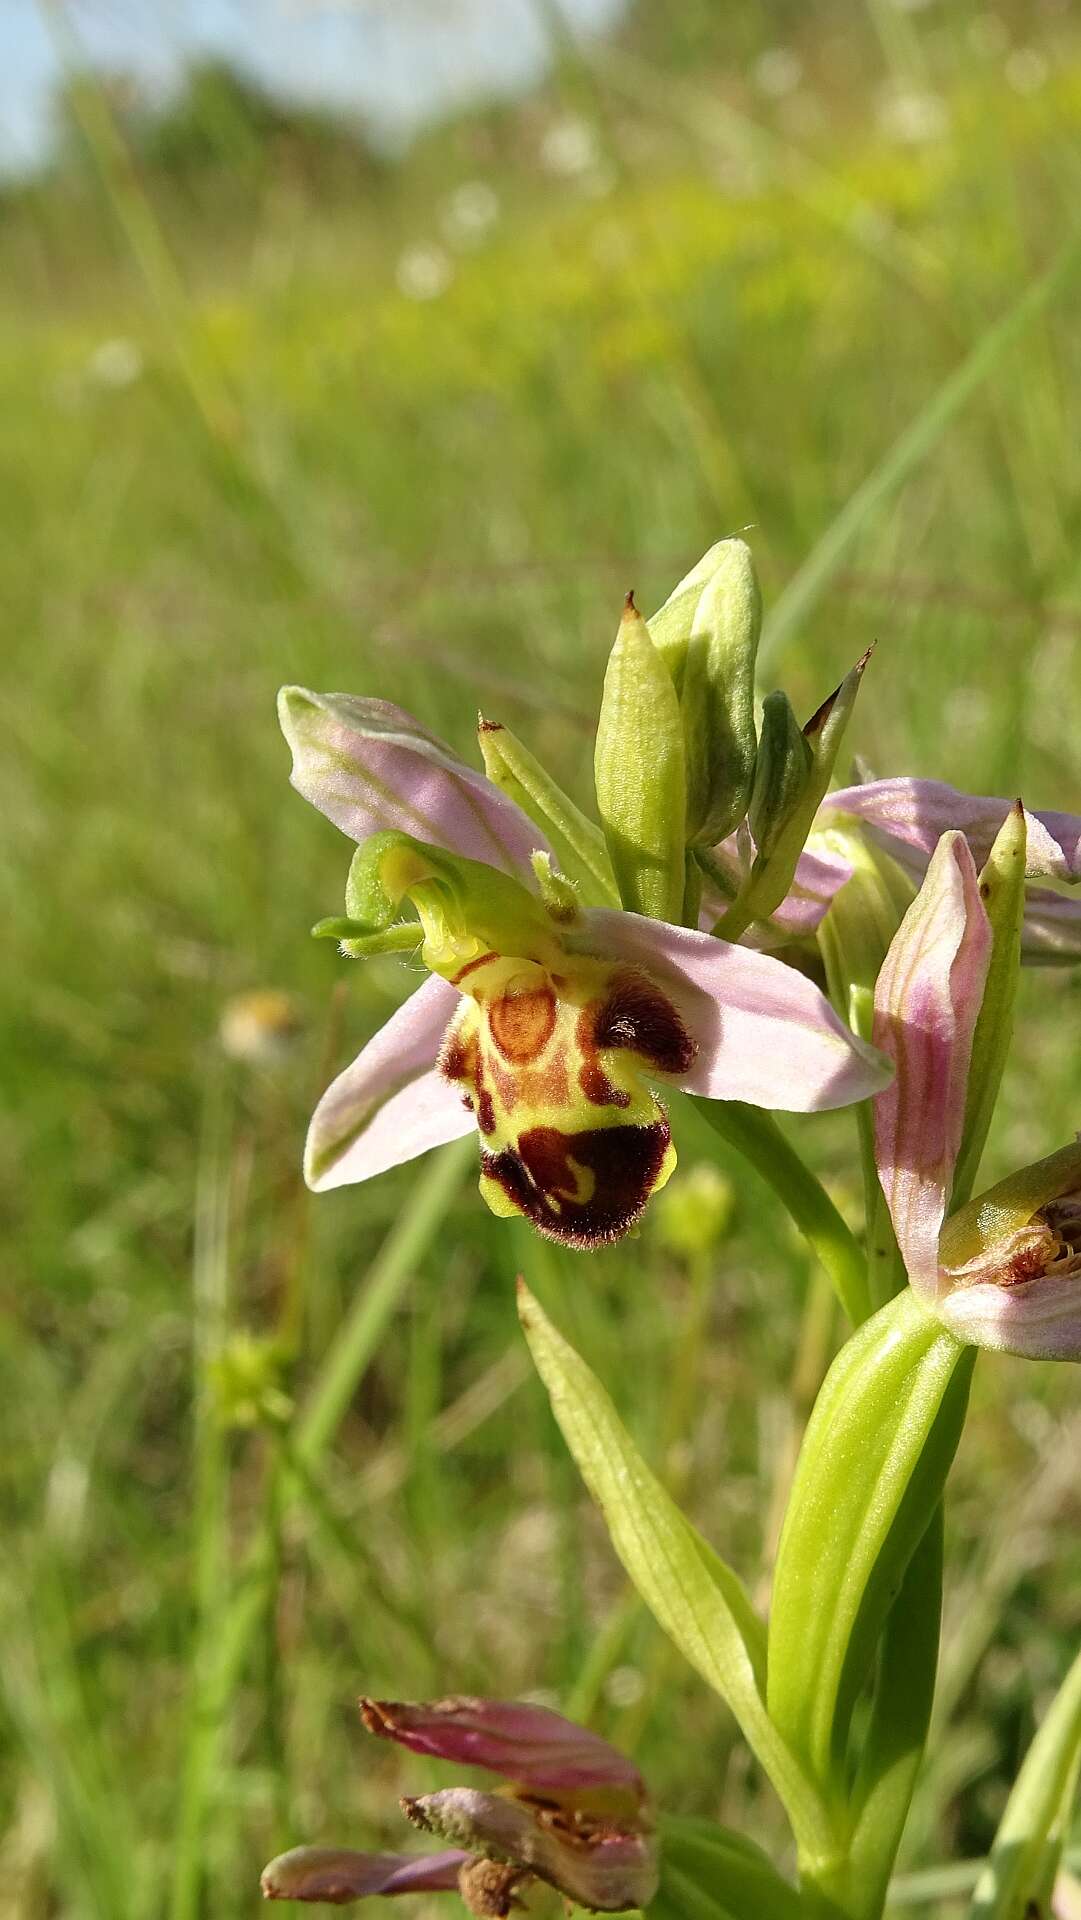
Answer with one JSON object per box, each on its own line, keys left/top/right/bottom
{"left": 648, "top": 538, "right": 761, "bottom": 847}
{"left": 594, "top": 593, "right": 687, "bottom": 922}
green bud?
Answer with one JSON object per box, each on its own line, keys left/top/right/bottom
{"left": 715, "top": 649, "right": 872, "bottom": 942}
{"left": 477, "top": 716, "right": 618, "bottom": 905}
{"left": 649, "top": 539, "right": 761, "bottom": 846}
{"left": 594, "top": 593, "right": 687, "bottom": 922}
{"left": 747, "top": 691, "right": 812, "bottom": 861}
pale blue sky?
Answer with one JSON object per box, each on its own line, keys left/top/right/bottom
{"left": 0, "top": 0, "right": 628, "bottom": 174}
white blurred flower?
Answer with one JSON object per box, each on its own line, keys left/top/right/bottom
{"left": 86, "top": 337, "right": 143, "bottom": 388}
{"left": 395, "top": 244, "right": 454, "bottom": 301}
{"left": 539, "top": 114, "right": 600, "bottom": 177}
{"left": 441, "top": 180, "right": 501, "bottom": 249}
{"left": 219, "top": 989, "right": 305, "bottom": 1065}
{"left": 876, "top": 87, "right": 949, "bottom": 143}
{"left": 1005, "top": 47, "right": 1049, "bottom": 93}
{"left": 604, "top": 1665, "right": 646, "bottom": 1709}
{"left": 753, "top": 48, "right": 803, "bottom": 98}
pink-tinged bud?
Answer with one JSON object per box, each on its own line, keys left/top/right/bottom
{"left": 872, "top": 832, "right": 992, "bottom": 1301}
{"left": 935, "top": 1142, "right": 1081, "bottom": 1358}
{"left": 403, "top": 1786, "right": 658, "bottom": 1914}
{"left": 260, "top": 1846, "right": 467, "bottom": 1902}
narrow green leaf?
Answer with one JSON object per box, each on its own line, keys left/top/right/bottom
{"left": 517, "top": 1282, "right": 833, "bottom": 1859}
{"left": 846, "top": 1512, "right": 944, "bottom": 1916}
{"left": 477, "top": 716, "right": 619, "bottom": 905}
{"left": 767, "top": 1290, "right": 971, "bottom": 1794}
{"left": 952, "top": 803, "right": 1027, "bottom": 1208}
{"left": 969, "top": 1642, "right": 1081, "bottom": 1920}
{"left": 595, "top": 596, "right": 687, "bottom": 921}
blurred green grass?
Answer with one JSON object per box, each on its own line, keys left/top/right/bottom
{"left": 2, "top": 5, "right": 1081, "bottom": 1915}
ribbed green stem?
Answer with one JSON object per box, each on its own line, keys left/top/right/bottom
{"left": 694, "top": 1098, "right": 870, "bottom": 1325}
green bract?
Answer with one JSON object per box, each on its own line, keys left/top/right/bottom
{"left": 952, "top": 803, "right": 1027, "bottom": 1206}
{"left": 747, "top": 689, "right": 813, "bottom": 860}
{"left": 477, "top": 716, "right": 618, "bottom": 905}
{"left": 715, "top": 648, "right": 871, "bottom": 942}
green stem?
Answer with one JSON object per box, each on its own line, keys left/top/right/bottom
{"left": 694, "top": 1098, "right": 870, "bottom": 1325}
{"left": 295, "top": 1136, "right": 473, "bottom": 1466}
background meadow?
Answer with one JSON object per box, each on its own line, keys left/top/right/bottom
{"left": 3, "top": 2, "right": 1081, "bottom": 1914}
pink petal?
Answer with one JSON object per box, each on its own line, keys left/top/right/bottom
{"left": 699, "top": 837, "right": 853, "bottom": 945}
{"left": 279, "top": 688, "right": 547, "bottom": 877}
{"left": 1052, "top": 1870, "right": 1081, "bottom": 1920}
{"left": 769, "top": 844, "right": 855, "bottom": 936}
{"left": 261, "top": 1846, "right": 466, "bottom": 1902}
{"left": 305, "top": 977, "right": 472, "bottom": 1191}
{"left": 938, "top": 1270, "right": 1081, "bottom": 1361}
{"left": 572, "top": 910, "right": 891, "bottom": 1111}
{"left": 871, "top": 833, "right": 992, "bottom": 1298}
{"left": 1020, "top": 885, "right": 1081, "bottom": 964}
{"left": 361, "top": 1697, "right": 643, "bottom": 1795}
{"left": 823, "top": 777, "right": 1081, "bottom": 881}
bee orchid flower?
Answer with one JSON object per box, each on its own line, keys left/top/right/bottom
{"left": 261, "top": 1695, "right": 658, "bottom": 1916}
{"left": 281, "top": 688, "right": 890, "bottom": 1247}
{"left": 872, "top": 829, "right": 1081, "bottom": 1358}
{"left": 822, "top": 775, "right": 1081, "bottom": 964}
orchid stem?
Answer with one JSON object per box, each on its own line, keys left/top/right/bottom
{"left": 693, "top": 1099, "right": 871, "bottom": 1325}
